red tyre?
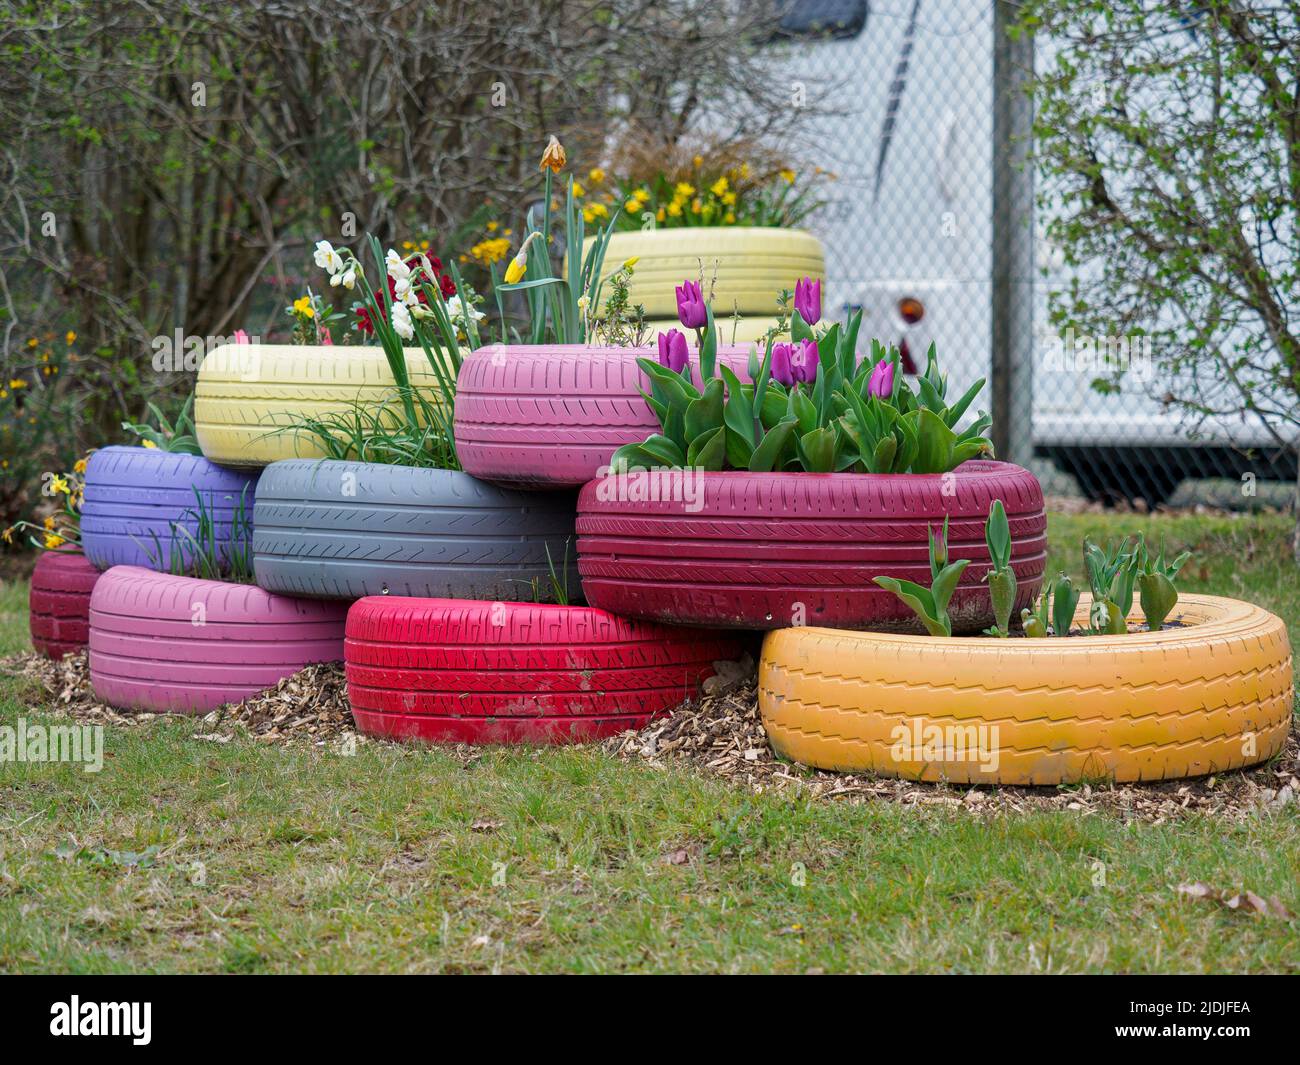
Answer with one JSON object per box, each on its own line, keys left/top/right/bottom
{"left": 29, "top": 551, "right": 101, "bottom": 659}
{"left": 345, "top": 597, "right": 741, "bottom": 743}
{"left": 454, "top": 344, "right": 753, "bottom": 488}
{"left": 577, "top": 461, "right": 1047, "bottom": 631}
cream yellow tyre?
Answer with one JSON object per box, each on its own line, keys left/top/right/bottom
{"left": 758, "top": 595, "right": 1293, "bottom": 785}
{"left": 586, "top": 227, "right": 825, "bottom": 319}
{"left": 195, "top": 344, "right": 453, "bottom": 467}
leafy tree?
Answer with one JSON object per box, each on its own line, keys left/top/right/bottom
{"left": 1017, "top": 0, "right": 1300, "bottom": 555}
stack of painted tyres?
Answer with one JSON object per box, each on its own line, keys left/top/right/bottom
{"left": 184, "top": 341, "right": 739, "bottom": 742}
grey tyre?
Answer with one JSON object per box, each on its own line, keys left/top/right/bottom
{"left": 252, "top": 460, "right": 581, "bottom": 601}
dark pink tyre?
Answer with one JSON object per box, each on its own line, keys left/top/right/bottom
{"left": 454, "top": 344, "right": 752, "bottom": 488}
{"left": 29, "top": 550, "right": 100, "bottom": 659}
{"left": 345, "top": 597, "right": 740, "bottom": 744}
{"left": 577, "top": 461, "right": 1046, "bottom": 632}
{"left": 81, "top": 446, "right": 257, "bottom": 572}
{"left": 89, "top": 566, "right": 347, "bottom": 714}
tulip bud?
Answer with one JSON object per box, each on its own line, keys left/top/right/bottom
{"left": 794, "top": 277, "right": 821, "bottom": 326}
{"left": 769, "top": 342, "right": 795, "bottom": 387}
{"left": 674, "top": 280, "right": 707, "bottom": 329}
{"left": 791, "top": 338, "right": 819, "bottom": 383}
{"left": 657, "top": 329, "right": 690, "bottom": 375}
{"left": 868, "top": 358, "right": 894, "bottom": 399}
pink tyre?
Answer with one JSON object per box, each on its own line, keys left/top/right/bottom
{"left": 89, "top": 566, "right": 347, "bottom": 714}
{"left": 29, "top": 550, "right": 101, "bottom": 659}
{"left": 454, "top": 344, "right": 753, "bottom": 488}
{"left": 578, "top": 461, "right": 1047, "bottom": 632}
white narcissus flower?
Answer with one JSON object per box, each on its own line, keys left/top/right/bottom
{"left": 386, "top": 249, "right": 411, "bottom": 281}
{"left": 410, "top": 303, "right": 432, "bottom": 319}
{"left": 314, "top": 240, "right": 343, "bottom": 275}
{"left": 330, "top": 267, "right": 357, "bottom": 290}
{"left": 390, "top": 301, "right": 415, "bottom": 339}
{"left": 446, "top": 296, "right": 486, "bottom": 324}
{"left": 393, "top": 275, "right": 413, "bottom": 303}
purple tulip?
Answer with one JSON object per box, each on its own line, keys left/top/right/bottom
{"left": 868, "top": 357, "right": 895, "bottom": 398}
{"left": 794, "top": 277, "right": 821, "bottom": 326}
{"left": 770, "top": 342, "right": 795, "bottom": 387}
{"left": 657, "top": 329, "right": 690, "bottom": 374}
{"left": 791, "top": 338, "right": 819, "bottom": 384}
{"left": 674, "top": 280, "right": 707, "bottom": 329}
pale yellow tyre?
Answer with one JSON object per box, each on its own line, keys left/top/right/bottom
{"left": 195, "top": 344, "right": 452, "bottom": 467}
{"left": 643, "top": 316, "right": 788, "bottom": 345}
{"left": 758, "top": 595, "right": 1293, "bottom": 786}
{"left": 587, "top": 227, "right": 825, "bottom": 319}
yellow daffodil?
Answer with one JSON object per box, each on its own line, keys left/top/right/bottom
{"left": 723, "top": 191, "right": 737, "bottom": 206}
{"left": 667, "top": 202, "right": 682, "bottom": 217}
{"left": 588, "top": 167, "right": 605, "bottom": 185}
{"left": 582, "top": 207, "right": 596, "bottom": 224}
{"left": 44, "top": 534, "right": 65, "bottom": 549}
{"left": 710, "top": 176, "right": 729, "bottom": 197}
{"left": 142, "top": 440, "right": 158, "bottom": 449}
{"left": 588, "top": 202, "right": 609, "bottom": 220}
{"left": 65, "top": 331, "right": 76, "bottom": 344}
{"left": 622, "top": 257, "right": 640, "bottom": 270}
{"left": 9, "top": 379, "right": 26, "bottom": 390}
{"left": 43, "top": 516, "right": 55, "bottom": 530}
{"left": 674, "top": 182, "right": 695, "bottom": 198}
{"left": 624, "top": 197, "right": 642, "bottom": 211}
{"left": 725, "top": 212, "right": 736, "bottom": 223}
{"left": 540, "top": 135, "right": 566, "bottom": 173}
{"left": 572, "top": 181, "right": 586, "bottom": 199}
{"left": 73, "top": 458, "right": 87, "bottom": 474}
{"left": 1, "top": 527, "right": 12, "bottom": 544}
{"left": 656, "top": 207, "right": 666, "bottom": 222}
{"left": 780, "top": 168, "right": 796, "bottom": 184}
{"left": 692, "top": 155, "right": 703, "bottom": 168}
{"left": 486, "top": 220, "right": 498, "bottom": 231}
{"left": 26, "top": 338, "right": 37, "bottom": 348}
{"left": 50, "top": 475, "right": 68, "bottom": 494}
{"left": 691, "top": 198, "right": 703, "bottom": 213}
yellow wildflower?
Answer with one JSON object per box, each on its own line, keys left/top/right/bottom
{"left": 486, "top": 220, "right": 498, "bottom": 231}
{"left": 470, "top": 237, "right": 511, "bottom": 265}
{"left": 142, "top": 440, "right": 158, "bottom": 450}
{"left": 9, "top": 379, "right": 26, "bottom": 390}
{"left": 656, "top": 207, "right": 666, "bottom": 222}
{"left": 293, "top": 295, "right": 315, "bottom": 318}
{"left": 539, "top": 135, "right": 566, "bottom": 173}
{"left": 65, "top": 331, "right": 76, "bottom": 344}
{"left": 26, "top": 337, "right": 37, "bottom": 348}
{"left": 691, "top": 198, "right": 703, "bottom": 214}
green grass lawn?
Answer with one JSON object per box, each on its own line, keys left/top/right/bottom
{"left": 0, "top": 509, "right": 1296, "bottom": 973}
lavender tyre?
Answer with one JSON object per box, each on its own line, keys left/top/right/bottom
{"left": 80, "top": 446, "right": 257, "bottom": 572}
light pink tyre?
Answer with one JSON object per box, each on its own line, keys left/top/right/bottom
{"left": 89, "top": 566, "right": 347, "bottom": 714}
{"left": 454, "top": 344, "right": 754, "bottom": 488}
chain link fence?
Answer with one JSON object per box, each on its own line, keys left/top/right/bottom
{"left": 771, "top": 0, "right": 1294, "bottom": 509}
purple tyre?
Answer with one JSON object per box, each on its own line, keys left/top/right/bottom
{"left": 81, "top": 446, "right": 258, "bottom": 573}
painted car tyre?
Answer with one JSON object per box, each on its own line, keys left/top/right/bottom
{"left": 578, "top": 460, "right": 1046, "bottom": 631}
{"left": 455, "top": 345, "right": 752, "bottom": 489}
{"left": 345, "top": 597, "right": 740, "bottom": 743}
{"left": 89, "top": 566, "right": 347, "bottom": 714}
{"left": 758, "top": 595, "right": 1293, "bottom": 785}
{"left": 252, "top": 460, "right": 581, "bottom": 600}
{"left": 586, "top": 228, "right": 826, "bottom": 319}
{"left": 80, "top": 446, "right": 257, "bottom": 572}
{"left": 195, "top": 343, "right": 450, "bottom": 467}
{"left": 29, "top": 550, "right": 101, "bottom": 659}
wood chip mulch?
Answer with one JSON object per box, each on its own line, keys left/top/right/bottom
{"left": 4, "top": 651, "right": 1297, "bottom": 823}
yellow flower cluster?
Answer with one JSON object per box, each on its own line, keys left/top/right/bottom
{"left": 470, "top": 237, "right": 511, "bottom": 265}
